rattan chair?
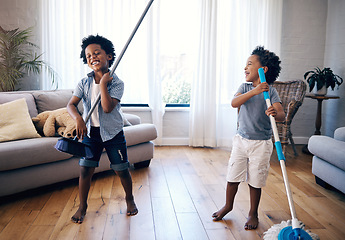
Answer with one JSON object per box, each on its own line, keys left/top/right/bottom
{"left": 272, "top": 80, "right": 307, "bottom": 156}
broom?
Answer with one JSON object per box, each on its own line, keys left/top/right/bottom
{"left": 55, "top": 0, "right": 154, "bottom": 158}
{"left": 258, "top": 68, "right": 319, "bottom": 240}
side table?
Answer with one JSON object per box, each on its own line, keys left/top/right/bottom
{"left": 302, "top": 94, "right": 340, "bottom": 154}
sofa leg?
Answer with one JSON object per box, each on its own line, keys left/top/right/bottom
{"left": 315, "top": 176, "right": 343, "bottom": 194}
{"left": 133, "top": 160, "right": 151, "bottom": 169}
{"left": 315, "top": 176, "right": 332, "bottom": 189}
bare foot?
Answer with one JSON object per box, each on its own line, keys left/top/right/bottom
{"left": 212, "top": 206, "right": 232, "bottom": 221}
{"left": 71, "top": 205, "right": 87, "bottom": 224}
{"left": 126, "top": 198, "right": 138, "bottom": 216}
{"left": 244, "top": 215, "right": 258, "bottom": 230}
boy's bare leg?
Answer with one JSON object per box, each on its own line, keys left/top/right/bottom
{"left": 245, "top": 185, "right": 261, "bottom": 230}
{"left": 212, "top": 182, "right": 239, "bottom": 221}
{"left": 71, "top": 167, "right": 95, "bottom": 223}
{"left": 116, "top": 169, "right": 138, "bottom": 216}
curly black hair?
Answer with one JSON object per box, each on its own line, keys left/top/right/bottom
{"left": 80, "top": 35, "right": 116, "bottom": 67}
{"left": 251, "top": 46, "right": 281, "bottom": 84}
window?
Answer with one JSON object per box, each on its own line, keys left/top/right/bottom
{"left": 41, "top": 0, "right": 198, "bottom": 106}
{"left": 159, "top": 0, "right": 199, "bottom": 105}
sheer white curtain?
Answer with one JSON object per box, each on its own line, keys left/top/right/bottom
{"left": 189, "top": 0, "right": 283, "bottom": 148}
{"left": 40, "top": 0, "right": 165, "bottom": 144}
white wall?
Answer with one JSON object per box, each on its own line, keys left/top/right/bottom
{"left": 123, "top": 107, "right": 190, "bottom": 145}
{"left": 0, "top": 0, "right": 41, "bottom": 90}
{"left": 280, "top": 0, "right": 328, "bottom": 143}
{"left": 323, "top": 0, "right": 345, "bottom": 136}
{"left": 280, "top": 0, "right": 345, "bottom": 139}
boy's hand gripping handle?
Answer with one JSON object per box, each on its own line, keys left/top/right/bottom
{"left": 258, "top": 68, "right": 300, "bottom": 230}
{"left": 258, "top": 68, "right": 285, "bottom": 161}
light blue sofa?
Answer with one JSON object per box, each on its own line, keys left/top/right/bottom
{"left": 308, "top": 127, "right": 345, "bottom": 194}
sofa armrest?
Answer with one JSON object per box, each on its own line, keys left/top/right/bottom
{"left": 124, "top": 113, "right": 141, "bottom": 125}
{"left": 308, "top": 135, "right": 345, "bottom": 171}
{"left": 124, "top": 123, "right": 157, "bottom": 146}
{"left": 334, "top": 127, "right": 345, "bottom": 142}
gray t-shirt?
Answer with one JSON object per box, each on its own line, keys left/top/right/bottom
{"left": 236, "top": 83, "right": 281, "bottom": 140}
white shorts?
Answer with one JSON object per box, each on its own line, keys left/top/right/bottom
{"left": 226, "top": 134, "right": 273, "bottom": 188}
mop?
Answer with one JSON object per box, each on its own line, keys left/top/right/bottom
{"left": 258, "top": 68, "right": 319, "bottom": 240}
{"left": 55, "top": 0, "right": 154, "bottom": 157}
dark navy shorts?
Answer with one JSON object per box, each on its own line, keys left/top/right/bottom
{"left": 79, "top": 127, "right": 129, "bottom": 171}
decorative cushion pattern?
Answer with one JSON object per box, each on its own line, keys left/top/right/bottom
{"left": 0, "top": 98, "right": 41, "bottom": 142}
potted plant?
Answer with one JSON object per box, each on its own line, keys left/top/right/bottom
{"left": 0, "top": 26, "right": 56, "bottom": 92}
{"left": 304, "top": 67, "right": 343, "bottom": 95}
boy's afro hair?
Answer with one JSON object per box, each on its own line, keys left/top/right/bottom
{"left": 251, "top": 46, "right": 281, "bottom": 84}
{"left": 80, "top": 34, "right": 116, "bottom": 67}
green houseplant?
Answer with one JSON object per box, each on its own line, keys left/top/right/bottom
{"left": 0, "top": 26, "right": 56, "bottom": 92}
{"left": 304, "top": 67, "right": 343, "bottom": 95}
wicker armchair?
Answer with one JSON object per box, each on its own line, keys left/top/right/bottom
{"left": 272, "top": 80, "right": 307, "bottom": 156}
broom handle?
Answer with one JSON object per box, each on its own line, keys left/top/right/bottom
{"left": 84, "top": 0, "right": 154, "bottom": 123}
{"left": 258, "top": 68, "right": 299, "bottom": 224}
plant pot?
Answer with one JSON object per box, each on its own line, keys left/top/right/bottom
{"left": 314, "top": 85, "right": 327, "bottom": 95}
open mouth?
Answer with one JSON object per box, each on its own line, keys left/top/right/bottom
{"left": 92, "top": 61, "right": 100, "bottom": 66}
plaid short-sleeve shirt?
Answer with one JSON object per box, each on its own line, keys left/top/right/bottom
{"left": 73, "top": 71, "right": 124, "bottom": 142}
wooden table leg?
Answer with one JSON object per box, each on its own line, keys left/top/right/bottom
{"left": 314, "top": 99, "right": 323, "bottom": 135}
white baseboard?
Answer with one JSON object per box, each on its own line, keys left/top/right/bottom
{"left": 161, "top": 138, "right": 189, "bottom": 146}
{"left": 159, "top": 136, "right": 310, "bottom": 146}
{"left": 292, "top": 136, "right": 310, "bottom": 145}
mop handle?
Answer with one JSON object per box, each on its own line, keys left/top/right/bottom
{"left": 84, "top": 0, "right": 154, "bottom": 123}
{"left": 258, "top": 68, "right": 298, "bottom": 223}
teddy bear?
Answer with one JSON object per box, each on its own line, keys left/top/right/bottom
{"left": 32, "top": 108, "right": 76, "bottom": 138}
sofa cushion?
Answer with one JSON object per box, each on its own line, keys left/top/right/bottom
{"left": 124, "top": 123, "right": 157, "bottom": 146}
{"left": 32, "top": 90, "right": 74, "bottom": 113}
{"left": 0, "top": 92, "right": 38, "bottom": 118}
{"left": 0, "top": 98, "right": 41, "bottom": 143}
{"left": 0, "top": 124, "right": 157, "bottom": 171}
{"left": 0, "top": 137, "right": 72, "bottom": 171}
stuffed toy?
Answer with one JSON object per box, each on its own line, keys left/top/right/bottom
{"left": 32, "top": 108, "right": 76, "bottom": 138}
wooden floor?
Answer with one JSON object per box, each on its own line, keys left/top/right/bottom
{"left": 0, "top": 145, "right": 344, "bottom": 240}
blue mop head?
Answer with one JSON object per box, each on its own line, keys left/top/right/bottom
{"left": 263, "top": 220, "right": 319, "bottom": 240}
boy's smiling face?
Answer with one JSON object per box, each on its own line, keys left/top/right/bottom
{"left": 85, "top": 43, "right": 112, "bottom": 73}
{"left": 244, "top": 54, "right": 263, "bottom": 85}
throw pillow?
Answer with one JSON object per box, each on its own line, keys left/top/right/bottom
{"left": 0, "top": 98, "right": 41, "bottom": 142}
